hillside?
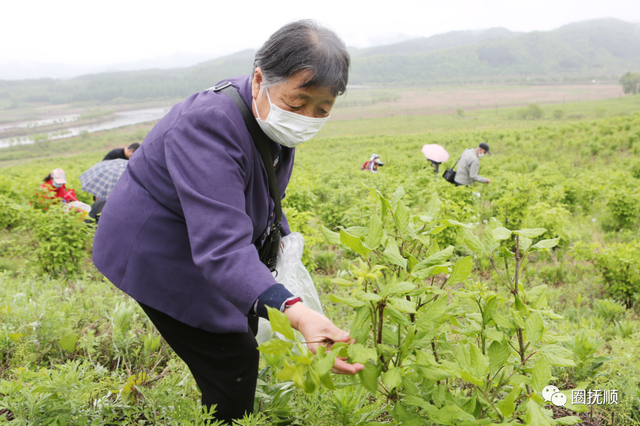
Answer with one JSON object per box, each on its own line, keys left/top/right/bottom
{"left": 1, "top": 19, "right": 639, "bottom": 107}
{"left": 349, "top": 19, "right": 640, "bottom": 85}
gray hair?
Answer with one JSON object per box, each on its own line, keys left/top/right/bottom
{"left": 253, "top": 20, "right": 350, "bottom": 97}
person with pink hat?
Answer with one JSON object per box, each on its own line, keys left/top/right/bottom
{"left": 40, "top": 168, "right": 78, "bottom": 203}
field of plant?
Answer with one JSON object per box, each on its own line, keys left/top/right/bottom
{"left": 1, "top": 93, "right": 640, "bottom": 425}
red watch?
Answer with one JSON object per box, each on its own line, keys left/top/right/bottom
{"left": 282, "top": 296, "right": 302, "bottom": 311}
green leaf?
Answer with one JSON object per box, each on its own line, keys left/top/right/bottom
{"left": 492, "top": 227, "right": 513, "bottom": 240}
{"left": 420, "top": 193, "right": 441, "bottom": 223}
{"left": 59, "top": 333, "right": 78, "bottom": 352}
{"left": 386, "top": 303, "right": 411, "bottom": 325}
{"left": 431, "top": 403, "right": 476, "bottom": 424}
{"left": 343, "top": 226, "right": 369, "bottom": 237}
{"left": 348, "top": 343, "right": 378, "bottom": 364}
{"left": 524, "top": 400, "right": 553, "bottom": 426}
{"left": 257, "top": 338, "right": 294, "bottom": 355}
{"left": 442, "top": 219, "right": 475, "bottom": 229}
{"left": 498, "top": 386, "right": 520, "bottom": 417}
{"left": 469, "top": 344, "right": 488, "bottom": 377}
{"left": 320, "top": 225, "right": 341, "bottom": 244}
{"left": 513, "top": 228, "right": 546, "bottom": 238}
{"left": 390, "top": 186, "right": 405, "bottom": 209}
{"left": 389, "top": 297, "right": 416, "bottom": 314}
{"left": 356, "top": 292, "right": 383, "bottom": 303}
{"left": 351, "top": 306, "right": 372, "bottom": 344}
{"left": 488, "top": 340, "right": 511, "bottom": 372}
{"left": 413, "top": 365, "right": 453, "bottom": 381}
{"left": 402, "top": 376, "right": 420, "bottom": 395}
{"left": 519, "top": 235, "right": 533, "bottom": 253}
{"left": 461, "top": 369, "right": 484, "bottom": 386}
{"left": 391, "top": 402, "right": 423, "bottom": 426}
{"left": 415, "top": 245, "right": 454, "bottom": 269}
{"left": 340, "top": 229, "right": 371, "bottom": 257}
{"left": 524, "top": 311, "right": 544, "bottom": 344}
{"left": 381, "top": 282, "right": 416, "bottom": 297}
{"left": 531, "top": 238, "right": 560, "bottom": 251}
{"left": 540, "top": 345, "right": 576, "bottom": 367}
{"left": 380, "top": 196, "right": 392, "bottom": 222}
{"left": 447, "top": 256, "right": 473, "bottom": 285}
{"left": 330, "top": 277, "right": 356, "bottom": 286}
{"left": 364, "top": 214, "right": 383, "bottom": 249}
{"left": 425, "top": 224, "right": 447, "bottom": 235}
{"left": 532, "top": 358, "right": 551, "bottom": 396}
{"left": 357, "top": 361, "right": 381, "bottom": 393}
{"left": 484, "top": 228, "right": 500, "bottom": 254}
{"left": 383, "top": 239, "right": 408, "bottom": 269}
{"left": 382, "top": 367, "right": 403, "bottom": 390}
{"left": 462, "top": 228, "right": 485, "bottom": 254}
{"left": 266, "top": 306, "right": 296, "bottom": 340}
{"left": 395, "top": 201, "right": 410, "bottom": 235}
{"left": 314, "top": 346, "right": 337, "bottom": 376}
{"left": 328, "top": 293, "right": 365, "bottom": 308}
{"left": 555, "top": 416, "right": 583, "bottom": 425}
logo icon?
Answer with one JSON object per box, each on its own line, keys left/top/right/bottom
{"left": 542, "top": 385, "right": 566, "bottom": 406}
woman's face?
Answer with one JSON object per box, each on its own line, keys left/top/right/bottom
{"left": 251, "top": 67, "right": 336, "bottom": 120}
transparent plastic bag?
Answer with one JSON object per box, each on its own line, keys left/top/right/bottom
{"left": 255, "top": 232, "right": 324, "bottom": 345}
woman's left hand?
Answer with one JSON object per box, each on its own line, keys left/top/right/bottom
{"left": 284, "top": 303, "right": 365, "bottom": 375}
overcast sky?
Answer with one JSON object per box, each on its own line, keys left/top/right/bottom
{"left": 3, "top": 0, "right": 639, "bottom": 66}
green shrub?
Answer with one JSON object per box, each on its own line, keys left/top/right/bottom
{"left": 602, "top": 190, "right": 640, "bottom": 231}
{"left": 30, "top": 205, "right": 94, "bottom": 276}
{"left": 591, "top": 243, "right": 640, "bottom": 307}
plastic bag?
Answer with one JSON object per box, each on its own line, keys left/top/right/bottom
{"left": 255, "top": 232, "right": 324, "bottom": 345}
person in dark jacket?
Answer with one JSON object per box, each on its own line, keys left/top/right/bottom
{"left": 93, "top": 20, "right": 362, "bottom": 424}
{"left": 102, "top": 143, "right": 140, "bottom": 161}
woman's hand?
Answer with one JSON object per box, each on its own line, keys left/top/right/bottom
{"left": 284, "top": 303, "right": 365, "bottom": 375}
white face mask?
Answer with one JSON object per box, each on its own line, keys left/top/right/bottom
{"left": 478, "top": 153, "right": 485, "bottom": 157}
{"left": 254, "top": 88, "right": 329, "bottom": 148}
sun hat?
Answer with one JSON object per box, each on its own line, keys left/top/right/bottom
{"left": 51, "top": 168, "right": 67, "bottom": 185}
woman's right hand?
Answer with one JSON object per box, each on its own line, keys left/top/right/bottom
{"left": 284, "top": 303, "right": 365, "bottom": 375}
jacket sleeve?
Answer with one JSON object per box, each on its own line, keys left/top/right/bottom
{"left": 163, "top": 104, "right": 282, "bottom": 316}
{"left": 103, "top": 149, "right": 120, "bottom": 161}
{"left": 469, "top": 158, "right": 489, "bottom": 183}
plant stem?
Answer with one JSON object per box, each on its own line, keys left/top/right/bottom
{"left": 489, "top": 257, "right": 511, "bottom": 291}
{"left": 514, "top": 235, "right": 520, "bottom": 296}
{"left": 377, "top": 303, "right": 385, "bottom": 345}
{"left": 474, "top": 385, "right": 504, "bottom": 422}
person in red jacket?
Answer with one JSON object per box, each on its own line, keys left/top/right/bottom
{"left": 40, "top": 168, "right": 78, "bottom": 203}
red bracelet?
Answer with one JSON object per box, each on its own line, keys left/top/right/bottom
{"left": 282, "top": 296, "right": 302, "bottom": 311}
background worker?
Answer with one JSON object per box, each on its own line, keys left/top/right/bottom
{"left": 454, "top": 142, "right": 492, "bottom": 186}
{"left": 40, "top": 168, "right": 78, "bottom": 203}
{"left": 361, "top": 153, "right": 384, "bottom": 173}
{"left": 103, "top": 143, "right": 140, "bottom": 161}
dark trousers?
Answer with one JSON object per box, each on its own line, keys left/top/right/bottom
{"left": 138, "top": 303, "right": 260, "bottom": 424}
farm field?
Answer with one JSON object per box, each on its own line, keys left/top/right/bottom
{"left": 1, "top": 90, "right": 640, "bottom": 425}
{"left": 0, "top": 83, "right": 623, "bottom": 148}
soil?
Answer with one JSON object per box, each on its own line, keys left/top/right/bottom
{"left": 330, "top": 84, "right": 623, "bottom": 121}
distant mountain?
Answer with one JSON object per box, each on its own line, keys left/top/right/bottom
{"left": 348, "top": 18, "right": 640, "bottom": 85}
{"left": 350, "top": 27, "right": 519, "bottom": 57}
{"left": 1, "top": 19, "right": 639, "bottom": 106}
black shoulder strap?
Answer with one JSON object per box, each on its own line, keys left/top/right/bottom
{"left": 213, "top": 83, "right": 282, "bottom": 229}
{"left": 452, "top": 153, "right": 463, "bottom": 170}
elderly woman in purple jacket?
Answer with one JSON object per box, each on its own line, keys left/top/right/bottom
{"left": 92, "top": 20, "right": 363, "bottom": 423}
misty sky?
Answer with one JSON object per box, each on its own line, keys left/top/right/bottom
{"left": 4, "top": 0, "right": 639, "bottom": 66}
